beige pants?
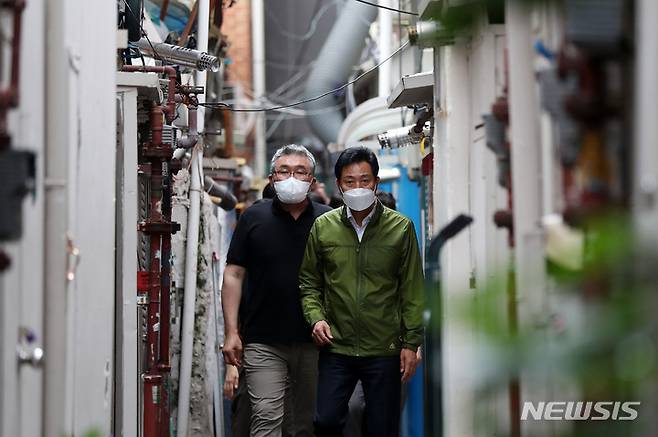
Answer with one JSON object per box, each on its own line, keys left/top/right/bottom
{"left": 243, "top": 343, "right": 319, "bottom": 437}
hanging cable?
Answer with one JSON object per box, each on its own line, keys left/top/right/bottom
{"left": 201, "top": 40, "right": 410, "bottom": 112}
{"left": 122, "top": 0, "right": 166, "bottom": 64}
{"left": 351, "top": 0, "right": 418, "bottom": 16}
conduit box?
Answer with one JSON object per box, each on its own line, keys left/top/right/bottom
{"left": 387, "top": 72, "right": 434, "bottom": 108}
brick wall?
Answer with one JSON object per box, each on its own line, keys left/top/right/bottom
{"left": 222, "top": 0, "right": 252, "bottom": 90}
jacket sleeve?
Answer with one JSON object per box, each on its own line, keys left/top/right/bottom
{"left": 399, "top": 221, "right": 425, "bottom": 351}
{"left": 299, "top": 222, "right": 326, "bottom": 326}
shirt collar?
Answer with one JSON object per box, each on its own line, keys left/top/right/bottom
{"left": 346, "top": 203, "right": 376, "bottom": 227}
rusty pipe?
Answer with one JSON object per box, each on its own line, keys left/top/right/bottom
{"left": 0, "top": 0, "right": 25, "bottom": 106}
{"left": 121, "top": 65, "right": 178, "bottom": 123}
{"left": 159, "top": 164, "right": 173, "bottom": 437}
{"left": 220, "top": 108, "right": 234, "bottom": 157}
{"left": 150, "top": 106, "right": 164, "bottom": 148}
{"left": 159, "top": 0, "right": 170, "bottom": 21}
{"left": 0, "top": 0, "right": 25, "bottom": 149}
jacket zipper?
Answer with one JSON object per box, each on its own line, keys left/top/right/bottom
{"left": 355, "top": 225, "right": 372, "bottom": 357}
{"left": 355, "top": 233, "right": 361, "bottom": 357}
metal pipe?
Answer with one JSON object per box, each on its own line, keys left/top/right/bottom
{"left": 44, "top": 0, "right": 73, "bottom": 434}
{"left": 136, "top": 39, "right": 219, "bottom": 72}
{"left": 378, "top": 0, "right": 393, "bottom": 98}
{"left": 506, "top": 3, "right": 548, "bottom": 435}
{"left": 159, "top": 0, "right": 170, "bottom": 22}
{"left": 0, "top": 0, "right": 25, "bottom": 148}
{"left": 221, "top": 108, "right": 234, "bottom": 157}
{"left": 204, "top": 176, "right": 237, "bottom": 211}
{"left": 121, "top": 65, "right": 178, "bottom": 123}
{"left": 142, "top": 120, "right": 165, "bottom": 437}
{"left": 506, "top": 0, "right": 547, "bottom": 329}
{"left": 177, "top": 104, "right": 198, "bottom": 149}
{"left": 633, "top": 0, "right": 658, "bottom": 247}
{"left": 179, "top": 1, "right": 198, "bottom": 47}
{"left": 194, "top": 0, "right": 210, "bottom": 156}
{"left": 176, "top": 146, "right": 203, "bottom": 437}
{"left": 159, "top": 161, "right": 174, "bottom": 437}
{"left": 251, "top": 0, "right": 266, "bottom": 175}
{"left": 125, "top": 0, "right": 143, "bottom": 43}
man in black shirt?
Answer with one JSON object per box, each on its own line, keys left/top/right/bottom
{"left": 222, "top": 144, "right": 331, "bottom": 437}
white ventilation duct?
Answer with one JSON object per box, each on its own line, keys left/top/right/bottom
{"left": 303, "top": 1, "right": 378, "bottom": 144}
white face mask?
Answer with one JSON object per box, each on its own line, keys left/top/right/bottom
{"left": 274, "top": 177, "right": 311, "bottom": 204}
{"left": 342, "top": 187, "right": 376, "bottom": 211}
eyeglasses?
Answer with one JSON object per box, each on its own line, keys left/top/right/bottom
{"left": 272, "top": 169, "right": 312, "bottom": 180}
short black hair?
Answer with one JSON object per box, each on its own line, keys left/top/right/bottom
{"left": 334, "top": 146, "right": 379, "bottom": 180}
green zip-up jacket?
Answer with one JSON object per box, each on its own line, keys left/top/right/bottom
{"left": 299, "top": 201, "right": 424, "bottom": 357}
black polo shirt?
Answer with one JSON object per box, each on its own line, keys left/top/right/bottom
{"left": 227, "top": 197, "right": 331, "bottom": 344}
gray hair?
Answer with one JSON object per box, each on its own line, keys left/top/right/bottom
{"left": 270, "top": 144, "right": 316, "bottom": 174}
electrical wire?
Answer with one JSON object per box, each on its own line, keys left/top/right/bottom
{"left": 122, "top": 0, "right": 166, "bottom": 64}
{"left": 201, "top": 40, "right": 410, "bottom": 112}
{"left": 351, "top": 0, "right": 418, "bottom": 16}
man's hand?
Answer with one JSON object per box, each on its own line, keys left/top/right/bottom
{"left": 223, "top": 364, "right": 240, "bottom": 400}
{"left": 223, "top": 332, "right": 243, "bottom": 367}
{"left": 311, "top": 320, "right": 333, "bottom": 346}
{"left": 400, "top": 348, "right": 419, "bottom": 382}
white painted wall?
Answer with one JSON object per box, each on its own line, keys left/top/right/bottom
{"left": 434, "top": 42, "right": 476, "bottom": 437}
{"left": 41, "top": 0, "right": 117, "bottom": 436}
{"left": 70, "top": 1, "right": 117, "bottom": 434}
{"left": 432, "top": 17, "right": 511, "bottom": 437}
{"left": 0, "top": 0, "right": 46, "bottom": 436}
{"left": 115, "top": 86, "right": 140, "bottom": 437}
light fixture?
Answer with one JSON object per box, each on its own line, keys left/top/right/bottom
{"left": 377, "top": 122, "right": 433, "bottom": 149}
{"left": 137, "top": 38, "right": 220, "bottom": 72}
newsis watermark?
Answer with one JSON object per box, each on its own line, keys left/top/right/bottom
{"left": 521, "top": 401, "right": 641, "bottom": 421}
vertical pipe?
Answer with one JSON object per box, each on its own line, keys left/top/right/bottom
{"left": 251, "top": 0, "right": 266, "bottom": 176}
{"left": 144, "top": 130, "right": 164, "bottom": 437}
{"left": 435, "top": 44, "right": 474, "bottom": 437}
{"left": 44, "top": 0, "right": 72, "bottom": 435}
{"left": 195, "top": 0, "right": 210, "bottom": 135}
{"left": 506, "top": 0, "right": 546, "bottom": 333}
{"left": 633, "top": 0, "right": 658, "bottom": 247}
{"left": 506, "top": 1, "right": 548, "bottom": 435}
{"left": 378, "top": 0, "right": 393, "bottom": 98}
{"left": 176, "top": 147, "right": 203, "bottom": 437}
{"left": 159, "top": 163, "right": 173, "bottom": 437}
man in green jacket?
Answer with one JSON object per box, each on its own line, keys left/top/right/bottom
{"left": 299, "top": 146, "right": 424, "bottom": 437}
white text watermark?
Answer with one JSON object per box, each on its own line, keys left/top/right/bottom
{"left": 521, "top": 401, "right": 640, "bottom": 421}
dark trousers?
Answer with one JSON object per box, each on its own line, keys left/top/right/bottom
{"left": 314, "top": 351, "right": 401, "bottom": 437}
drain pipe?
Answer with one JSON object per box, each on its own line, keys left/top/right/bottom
{"left": 378, "top": 0, "right": 393, "bottom": 98}
{"left": 158, "top": 99, "right": 187, "bottom": 436}
{"left": 251, "top": 0, "right": 266, "bottom": 175}
{"left": 0, "top": 0, "right": 25, "bottom": 148}
{"left": 303, "top": 1, "right": 377, "bottom": 144}
{"left": 204, "top": 176, "right": 237, "bottom": 211}
{"left": 194, "top": 0, "right": 210, "bottom": 135}
{"left": 176, "top": 144, "right": 203, "bottom": 437}
{"left": 177, "top": 1, "right": 209, "bottom": 433}
{"left": 506, "top": 3, "right": 547, "bottom": 435}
